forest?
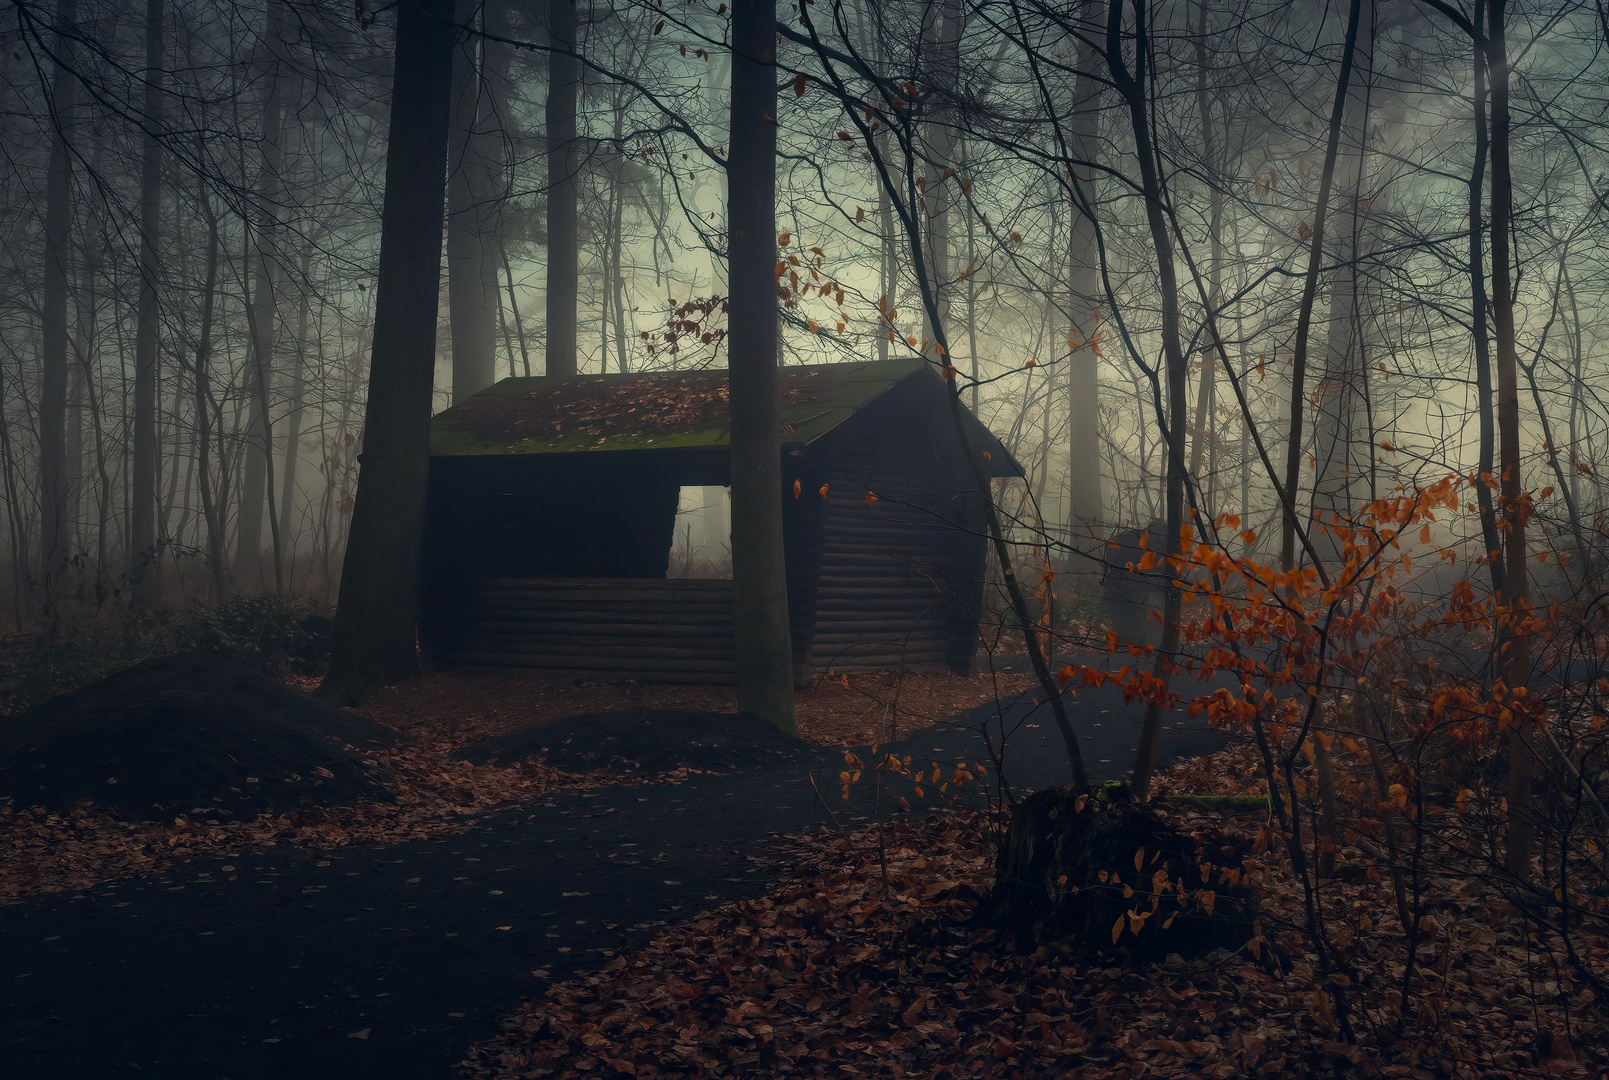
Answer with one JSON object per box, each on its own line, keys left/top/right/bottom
{"left": 3, "top": 0, "right": 1609, "bottom": 1077}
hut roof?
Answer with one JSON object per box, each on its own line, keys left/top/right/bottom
{"left": 429, "top": 356, "right": 1020, "bottom": 475}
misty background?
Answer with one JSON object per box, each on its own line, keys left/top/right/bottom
{"left": 0, "top": 0, "right": 1603, "bottom": 626}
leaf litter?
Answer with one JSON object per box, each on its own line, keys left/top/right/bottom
{"left": 462, "top": 750, "right": 1609, "bottom": 1080}
{"left": 0, "top": 664, "right": 1019, "bottom": 902}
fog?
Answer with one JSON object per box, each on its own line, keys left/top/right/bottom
{"left": 0, "top": 0, "right": 1604, "bottom": 621}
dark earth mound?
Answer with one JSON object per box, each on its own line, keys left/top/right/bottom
{"left": 453, "top": 707, "right": 804, "bottom": 774}
{"left": 0, "top": 654, "right": 399, "bottom": 821}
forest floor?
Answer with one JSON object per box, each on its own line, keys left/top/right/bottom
{"left": 0, "top": 656, "right": 1605, "bottom": 1078}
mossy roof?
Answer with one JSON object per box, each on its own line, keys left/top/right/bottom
{"left": 430, "top": 357, "right": 1017, "bottom": 474}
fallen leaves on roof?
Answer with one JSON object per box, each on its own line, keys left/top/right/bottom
{"left": 441, "top": 368, "right": 837, "bottom": 450}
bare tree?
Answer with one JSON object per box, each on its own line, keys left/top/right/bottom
{"left": 129, "top": 0, "right": 166, "bottom": 596}
{"left": 37, "top": 0, "right": 77, "bottom": 594}
{"left": 545, "top": 0, "right": 579, "bottom": 377}
{"left": 447, "top": 0, "right": 502, "bottom": 402}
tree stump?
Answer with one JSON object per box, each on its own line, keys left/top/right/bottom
{"left": 974, "top": 786, "right": 1261, "bottom": 962}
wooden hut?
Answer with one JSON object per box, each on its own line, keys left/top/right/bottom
{"left": 419, "top": 356, "right": 1022, "bottom": 683}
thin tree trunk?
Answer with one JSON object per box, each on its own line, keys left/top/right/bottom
{"left": 0, "top": 357, "right": 33, "bottom": 625}
{"left": 962, "top": 143, "right": 979, "bottom": 414}
{"left": 919, "top": 0, "right": 961, "bottom": 357}
{"left": 728, "top": 0, "right": 797, "bottom": 735}
{"left": 1110, "top": 0, "right": 1191, "bottom": 803}
{"left": 501, "top": 242, "right": 532, "bottom": 377}
{"left": 77, "top": 266, "right": 114, "bottom": 590}
{"left": 545, "top": 0, "right": 579, "bottom": 376}
{"left": 66, "top": 362, "right": 82, "bottom": 556}
{"left": 599, "top": 181, "right": 613, "bottom": 373}
{"left": 1310, "top": 9, "right": 1373, "bottom": 568}
{"left": 1065, "top": 2, "right": 1105, "bottom": 537}
{"left": 278, "top": 240, "right": 313, "bottom": 555}
{"left": 157, "top": 364, "right": 185, "bottom": 547}
{"left": 1564, "top": 264, "right": 1584, "bottom": 534}
{"left": 1467, "top": 7, "right": 1505, "bottom": 593}
{"left": 447, "top": 0, "right": 500, "bottom": 401}
{"left": 193, "top": 185, "right": 228, "bottom": 603}
{"left": 497, "top": 276, "right": 517, "bottom": 378}
{"left": 129, "top": 0, "right": 165, "bottom": 598}
{"left": 321, "top": 0, "right": 456, "bottom": 700}
{"left": 1278, "top": 0, "right": 1364, "bottom": 573}
{"left": 609, "top": 99, "right": 628, "bottom": 373}
{"left": 236, "top": 0, "right": 288, "bottom": 593}
{"left": 1187, "top": 3, "right": 1220, "bottom": 520}
{"left": 1485, "top": 0, "right": 1533, "bottom": 884}
{"left": 39, "top": 0, "right": 78, "bottom": 595}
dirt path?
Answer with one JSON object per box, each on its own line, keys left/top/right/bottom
{"left": 0, "top": 671, "right": 1229, "bottom": 1079}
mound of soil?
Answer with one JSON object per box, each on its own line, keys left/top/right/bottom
{"left": 453, "top": 708, "right": 804, "bottom": 774}
{"left": 0, "top": 655, "right": 400, "bottom": 821}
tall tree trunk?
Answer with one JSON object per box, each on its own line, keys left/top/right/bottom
{"left": 608, "top": 98, "right": 628, "bottom": 373}
{"left": 447, "top": 0, "right": 501, "bottom": 401}
{"left": 1310, "top": 9, "right": 1373, "bottom": 563}
{"left": 39, "top": 0, "right": 78, "bottom": 594}
{"left": 236, "top": 0, "right": 288, "bottom": 593}
{"left": 1065, "top": 1, "right": 1105, "bottom": 537}
{"left": 501, "top": 241, "right": 532, "bottom": 376}
{"left": 545, "top": 0, "right": 578, "bottom": 377}
{"left": 78, "top": 240, "right": 114, "bottom": 586}
{"left": 278, "top": 240, "right": 313, "bottom": 554}
{"left": 1109, "top": 0, "right": 1189, "bottom": 802}
{"left": 0, "top": 358, "right": 32, "bottom": 625}
{"left": 963, "top": 145, "right": 979, "bottom": 414}
{"left": 1187, "top": 0, "right": 1220, "bottom": 521}
{"left": 1564, "top": 264, "right": 1584, "bottom": 536}
{"left": 857, "top": 0, "right": 893, "bottom": 367}
{"left": 1467, "top": 6, "right": 1505, "bottom": 593}
{"left": 1278, "top": 0, "right": 1363, "bottom": 572}
{"left": 919, "top": 0, "right": 961, "bottom": 356}
{"left": 728, "top": 0, "right": 797, "bottom": 735}
{"left": 193, "top": 185, "right": 228, "bottom": 603}
{"left": 129, "top": 0, "right": 165, "bottom": 597}
{"left": 320, "top": 0, "right": 456, "bottom": 701}
{"left": 1486, "top": 0, "right": 1532, "bottom": 882}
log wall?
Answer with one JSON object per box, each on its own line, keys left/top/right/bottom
{"left": 429, "top": 578, "right": 738, "bottom": 682}
{"left": 806, "top": 395, "right": 987, "bottom": 674}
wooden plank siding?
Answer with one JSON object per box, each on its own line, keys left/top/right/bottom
{"left": 808, "top": 418, "right": 986, "bottom": 674}
{"left": 430, "top": 578, "right": 737, "bottom": 682}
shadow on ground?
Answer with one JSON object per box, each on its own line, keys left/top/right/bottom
{"left": 0, "top": 656, "right": 1232, "bottom": 1080}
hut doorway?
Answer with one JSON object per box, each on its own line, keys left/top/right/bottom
{"left": 669, "top": 486, "right": 731, "bottom": 579}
